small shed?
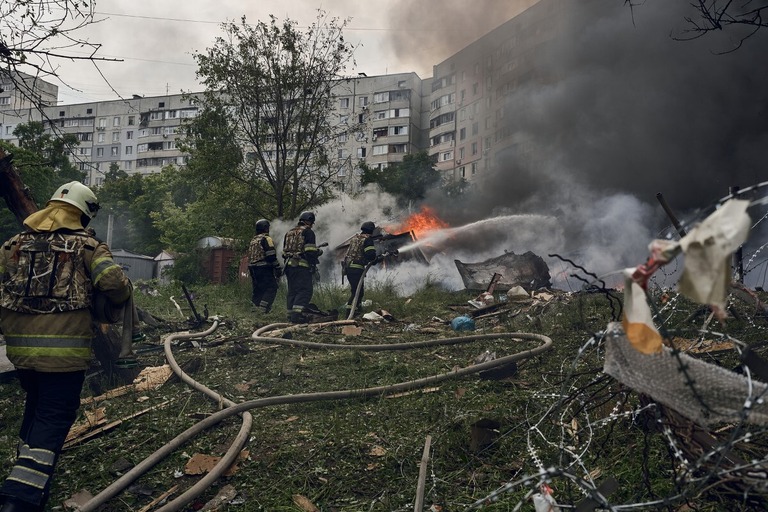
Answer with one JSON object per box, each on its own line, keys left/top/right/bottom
{"left": 154, "top": 250, "right": 176, "bottom": 284}
{"left": 112, "top": 249, "right": 156, "bottom": 282}
{"left": 197, "top": 236, "right": 237, "bottom": 284}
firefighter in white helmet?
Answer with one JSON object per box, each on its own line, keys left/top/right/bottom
{"left": 0, "top": 181, "right": 131, "bottom": 512}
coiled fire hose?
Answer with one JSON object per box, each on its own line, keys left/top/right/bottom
{"left": 79, "top": 320, "right": 553, "bottom": 512}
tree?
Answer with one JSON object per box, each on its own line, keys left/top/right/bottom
{"left": 360, "top": 150, "right": 442, "bottom": 207}
{"left": 625, "top": 0, "right": 768, "bottom": 50}
{"left": 184, "top": 10, "right": 358, "bottom": 221}
{"left": 0, "top": 122, "right": 85, "bottom": 241}
{"left": 0, "top": 1, "right": 119, "bottom": 115}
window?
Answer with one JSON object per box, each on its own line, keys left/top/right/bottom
{"left": 78, "top": 147, "right": 92, "bottom": 156}
{"left": 96, "top": 148, "right": 104, "bottom": 157}
{"left": 79, "top": 162, "right": 87, "bottom": 171}
{"left": 165, "top": 110, "right": 178, "bottom": 119}
{"left": 98, "top": 118, "right": 107, "bottom": 128}
{"left": 459, "top": 128, "right": 466, "bottom": 141}
{"left": 98, "top": 133, "right": 105, "bottom": 143}
{"left": 158, "top": 102, "right": 165, "bottom": 108}
{"left": 124, "top": 161, "right": 132, "bottom": 170}
{"left": 339, "top": 97, "right": 350, "bottom": 109}
{"left": 398, "top": 80, "right": 407, "bottom": 88}
{"left": 86, "top": 108, "right": 93, "bottom": 114}
{"left": 125, "top": 146, "right": 133, "bottom": 155}
{"left": 138, "top": 129, "right": 148, "bottom": 137}
{"left": 374, "top": 110, "right": 387, "bottom": 120}
{"left": 372, "top": 145, "right": 387, "bottom": 156}
{"left": 358, "top": 97, "right": 368, "bottom": 107}
{"left": 460, "top": 166, "right": 466, "bottom": 177}
{"left": 0, "top": 97, "right": 11, "bottom": 105}
{"left": 338, "top": 149, "right": 348, "bottom": 159}
{"left": 472, "top": 122, "right": 478, "bottom": 136}
{"left": 64, "top": 119, "right": 79, "bottom": 127}
{"left": 473, "top": 82, "right": 479, "bottom": 95}
{"left": 164, "top": 126, "right": 177, "bottom": 135}
{"left": 358, "top": 113, "right": 365, "bottom": 124}
{"left": 137, "top": 144, "right": 148, "bottom": 153}
{"left": 151, "top": 127, "right": 163, "bottom": 135}
{"left": 357, "top": 147, "right": 366, "bottom": 158}
{"left": 127, "top": 131, "right": 133, "bottom": 140}
{"left": 81, "top": 118, "right": 94, "bottom": 126}
{"left": 111, "top": 147, "right": 119, "bottom": 157}
{"left": 389, "top": 125, "right": 408, "bottom": 136}
{"left": 356, "top": 132, "right": 366, "bottom": 141}
{"left": 128, "top": 116, "right": 135, "bottom": 126}
{"left": 338, "top": 133, "right": 348, "bottom": 143}
{"left": 339, "top": 114, "right": 349, "bottom": 125}
{"left": 165, "top": 141, "right": 176, "bottom": 150}
{"left": 78, "top": 132, "right": 92, "bottom": 141}
{"left": 459, "top": 147, "right": 465, "bottom": 159}
{"left": 440, "top": 151, "right": 453, "bottom": 162}
{"left": 59, "top": 111, "right": 65, "bottom": 117}
{"left": 471, "top": 162, "right": 477, "bottom": 175}
{"left": 149, "top": 112, "right": 163, "bottom": 120}
{"left": 471, "top": 142, "right": 478, "bottom": 155}
{"left": 373, "top": 92, "right": 389, "bottom": 103}
{"left": 112, "top": 132, "right": 120, "bottom": 142}
{"left": 180, "top": 109, "right": 198, "bottom": 118}
{"left": 113, "top": 117, "right": 120, "bottom": 126}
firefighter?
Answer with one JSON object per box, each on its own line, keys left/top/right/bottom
{"left": 343, "top": 221, "right": 379, "bottom": 316}
{"left": 0, "top": 182, "right": 131, "bottom": 512}
{"left": 282, "top": 211, "right": 322, "bottom": 323}
{"left": 246, "top": 219, "right": 282, "bottom": 314}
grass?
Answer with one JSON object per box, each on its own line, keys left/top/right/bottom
{"left": 1, "top": 279, "right": 768, "bottom": 511}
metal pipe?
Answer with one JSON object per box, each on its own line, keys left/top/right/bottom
{"left": 655, "top": 192, "right": 687, "bottom": 237}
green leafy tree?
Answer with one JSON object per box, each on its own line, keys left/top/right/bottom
{"left": 360, "top": 150, "right": 442, "bottom": 207}
{"left": 89, "top": 167, "right": 196, "bottom": 256}
{"left": 0, "top": 123, "right": 85, "bottom": 240}
{"left": 183, "top": 10, "right": 358, "bottom": 221}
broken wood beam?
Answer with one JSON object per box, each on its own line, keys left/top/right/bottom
{"left": 413, "top": 435, "right": 432, "bottom": 512}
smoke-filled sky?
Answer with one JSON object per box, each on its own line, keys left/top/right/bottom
{"left": 49, "top": 0, "right": 536, "bottom": 104}
{"left": 36, "top": 0, "right": 768, "bottom": 291}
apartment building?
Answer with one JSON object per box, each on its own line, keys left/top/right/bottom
{"left": 46, "top": 94, "right": 199, "bottom": 186}
{"left": 427, "top": 0, "right": 565, "bottom": 183}
{"left": 0, "top": 70, "right": 58, "bottom": 144}
{"left": 3, "top": 0, "right": 567, "bottom": 188}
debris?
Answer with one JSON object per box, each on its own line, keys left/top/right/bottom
{"left": 199, "top": 484, "right": 237, "bottom": 511}
{"left": 363, "top": 311, "right": 384, "bottom": 321}
{"left": 468, "top": 291, "right": 495, "bottom": 308}
{"left": 136, "top": 485, "right": 179, "bottom": 512}
{"left": 341, "top": 325, "right": 363, "bottom": 336}
{"left": 386, "top": 387, "right": 440, "bottom": 399}
{"left": 455, "top": 251, "right": 552, "bottom": 292}
{"left": 414, "top": 435, "right": 433, "bottom": 512}
{"left": 63, "top": 489, "right": 94, "bottom": 511}
{"left": 474, "top": 350, "right": 496, "bottom": 364}
{"left": 292, "top": 494, "right": 320, "bottom": 512}
{"left": 184, "top": 450, "right": 248, "bottom": 477}
{"left": 450, "top": 315, "right": 475, "bottom": 332}
{"left": 470, "top": 418, "right": 500, "bottom": 453}
{"left": 532, "top": 483, "right": 560, "bottom": 512}
{"left": 369, "top": 445, "right": 387, "bottom": 456}
{"left": 506, "top": 285, "right": 531, "bottom": 302}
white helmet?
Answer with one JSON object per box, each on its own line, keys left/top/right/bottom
{"left": 49, "top": 181, "right": 100, "bottom": 219}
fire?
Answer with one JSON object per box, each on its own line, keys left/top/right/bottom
{"left": 392, "top": 206, "right": 449, "bottom": 239}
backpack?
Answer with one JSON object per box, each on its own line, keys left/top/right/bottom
{"left": 1, "top": 231, "right": 93, "bottom": 314}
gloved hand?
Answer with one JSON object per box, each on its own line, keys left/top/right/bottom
{"left": 274, "top": 266, "right": 283, "bottom": 279}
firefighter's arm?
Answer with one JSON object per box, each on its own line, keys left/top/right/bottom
{"left": 303, "top": 229, "right": 321, "bottom": 265}
{"left": 89, "top": 242, "right": 131, "bottom": 304}
{"left": 363, "top": 238, "right": 377, "bottom": 264}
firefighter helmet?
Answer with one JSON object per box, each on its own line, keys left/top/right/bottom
{"left": 255, "top": 219, "right": 270, "bottom": 233}
{"left": 360, "top": 221, "right": 375, "bottom": 234}
{"left": 299, "top": 211, "right": 316, "bottom": 224}
{"left": 49, "top": 181, "right": 100, "bottom": 219}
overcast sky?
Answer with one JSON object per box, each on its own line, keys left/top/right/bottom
{"left": 53, "top": 0, "right": 537, "bottom": 105}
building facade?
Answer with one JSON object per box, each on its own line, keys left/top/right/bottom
{"left": 3, "top": 1, "right": 566, "bottom": 189}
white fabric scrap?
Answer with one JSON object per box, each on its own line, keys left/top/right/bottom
{"left": 677, "top": 199, "right": 751, "bottom": 313}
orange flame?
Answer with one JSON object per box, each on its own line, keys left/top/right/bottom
{"left": 391, "top": 206, "right": 449, "bottom": 239}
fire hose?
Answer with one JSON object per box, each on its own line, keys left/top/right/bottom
{"left": 345, "top": 250, "right": 397, "bottom": 320}
{"left": 78, "top": 320, "right": 553, "bottom": 512}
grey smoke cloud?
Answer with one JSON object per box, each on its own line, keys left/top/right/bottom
{"left": 417, "top": 0, "right": 768, "bottom": 288}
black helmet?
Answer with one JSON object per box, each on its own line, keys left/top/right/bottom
{"left": 255, "top": 219, "right": 270, "bottom": 233}
{"left": 299, "top": 211, "right": 316, "bottom": 224}
{"left": 360, "top": 221, "right": 375, "bottom": 234}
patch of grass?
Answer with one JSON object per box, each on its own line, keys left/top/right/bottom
{"left": 1, "top": 283, "right": 767, "bottom": 511}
